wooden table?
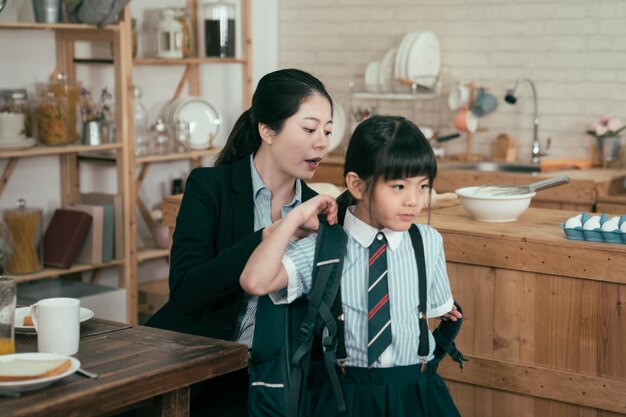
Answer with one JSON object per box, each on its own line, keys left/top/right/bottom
{"left": 419, "top": 206, "right": 626, "bottom": 417}
{"left": 2, "top": 319, "right": 247, "bottom": 417}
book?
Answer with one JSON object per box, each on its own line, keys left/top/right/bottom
{"left": 80, "top": 193, "right": 123, "bottom": 262}
{"left": 71, "top": 204, "right": 104, "bottom": 264}
{"left": 43, "top": 209, "right": 93, "bottom": 268}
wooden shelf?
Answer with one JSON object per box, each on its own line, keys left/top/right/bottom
{"left": 134, "top": 57, "right": 247, "bottom": 65}
{"left": 14, "top": 259, "right": 125, "bottom": 284}
{"left": 351, "top": 91, "right": 438, "bottom": 101}
{"left": 135, "top": 148, "right": 221, "bottom": 164}
{"left": 0, "top": 22, "right": 118, "bottom": 32}
{"left": 138, "top": 248, "right": 169, "bottom": 263}
{"left": 0, "top": 143, "right": 122, "bottom": 159}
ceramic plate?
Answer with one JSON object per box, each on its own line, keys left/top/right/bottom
{"left": 173, "top": 97, "right": 221, "bottom": 150}
{"left": 378, "top": 48, "right": 397, "bottom": 93}
{"left": 405, "top": 31, "right": 441, "bottom": 88}
{"left": 364, "top": 61, "right": 381, "bottom": 93}
{"left": 14, "top": 307, "right": 94, "bottom": 335}
{"left": 394, "top": 32, "right": 419, "bottom": 81}
{"left": 0, "top": 353, "right": 80, "bottom": 394}
{"left": 0, "top": 138, "right": 35, "bottom": 150}
{"left": 329, "top": 100, "right": 346, "bottom": 153}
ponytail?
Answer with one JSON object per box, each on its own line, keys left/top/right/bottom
{"left": 215, "top": 109, "right": 261, "bottom": 166}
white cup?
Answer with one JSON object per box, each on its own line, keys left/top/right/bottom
{"left": 448, "top": 83, "right": 470, "bottom": 111}
{"left": 31, "top": 297, "right": 80, "bottom": 355}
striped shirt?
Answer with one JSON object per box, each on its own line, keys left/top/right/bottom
{"left": 272, "top": 207, "right": 453, "bottom": 368}
{"left": 234, "top": 155, "right": 302, "bottom": 346}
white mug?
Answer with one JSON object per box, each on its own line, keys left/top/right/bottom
{"left": 31, "top": 297, "right": 80, "bottom": 355}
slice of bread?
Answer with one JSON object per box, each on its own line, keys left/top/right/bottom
{"left": 23, "top": 315, "right": 33, "bottom": 327}
{"left": 0, "top": 358, "right": 72, "bottom": 382}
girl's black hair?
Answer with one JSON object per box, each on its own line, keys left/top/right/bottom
{"left": 215, "top": 68, "right": 333, "bottom": 166}
{"left": 337, "top": 115, "right": 437, "bottom": 222}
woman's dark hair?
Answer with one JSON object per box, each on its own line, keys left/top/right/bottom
{"left": 336, "top": 115, "right": 437, "bottom": 222}
{"left": 215, "top": 68, "right": 333, "bottom": 166}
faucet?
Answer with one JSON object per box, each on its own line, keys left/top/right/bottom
{"left": 504, "top": 77, "right": 551, "bottom": 165}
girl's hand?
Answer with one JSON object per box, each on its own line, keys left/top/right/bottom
{"left": 439, "top": 303, "right": 463, "bottom": 322}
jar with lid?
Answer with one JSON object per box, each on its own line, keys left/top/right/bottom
{"left": 157, "top": 9, "right": 184, "bottom": 59}
{"left": 34, "top": 91, "right": 68, "bottom": 145}
{"left": 150, "top": 117, "right": 171, "bottom": 155}
{"left": 45, "top": 73, "right": 81, "bottom": 143}
{"left": 202, "top": 0, "right": 236, "bottom": 58}
{"left": 1, "top": 199, "right": 43, "bottom": 274}
{"left": 133, "top": 86, "right": 150, "bottom": 156}
{"left": 173, "top": 119, "right": 191, "bottom": 152}
{"left": 173, "top": 8, "right": 193, "bottom": 58}
{"left": 0, "top": 89, "right": 31, "bottom": 138}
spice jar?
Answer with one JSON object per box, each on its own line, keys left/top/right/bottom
{"left": 0, "top": 89, "right": 31, "bottom": 138}
{"left": 1, "top": 199, "right": 43, "bottom": 274}
{"left": 35, "top": 91, "right": 68, "bottom": 145}
{"left": 45, "top": 73, "right": 81, "bottom": 143}
{"left": 173, "top": 8, "right": 193, "bottom": 58}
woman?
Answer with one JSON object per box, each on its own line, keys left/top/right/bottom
{"left": 146, "top": 68, "right": 334, "bottom": 416}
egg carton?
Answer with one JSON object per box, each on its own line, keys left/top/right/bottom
{"left": 561, "top": 212, "right": 626, "bottom": 244}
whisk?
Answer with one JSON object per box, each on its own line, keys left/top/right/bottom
{"left": 474, "top": 175, "right": 570, "bottom": 196}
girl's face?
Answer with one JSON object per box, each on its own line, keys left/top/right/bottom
{"left": 265, "top": 94, "right": 332, "bottom": 180}
{"left": 358, "top": 175, "right": 431, "bottom": 231}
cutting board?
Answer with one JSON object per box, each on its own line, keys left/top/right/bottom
{"left": 491, "top": 133, "right": 517, "bottom": 162}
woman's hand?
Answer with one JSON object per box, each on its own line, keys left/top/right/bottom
{"left": 296, "top": 195, "right": 338, "bottom": 235}
{"left": 439, "top": 303, "right": 463, "bottom": 322}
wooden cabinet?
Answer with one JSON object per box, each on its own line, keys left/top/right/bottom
{"left": 0, "top": 13, "right": 136, "bottom": 319}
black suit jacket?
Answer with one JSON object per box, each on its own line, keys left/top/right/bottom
{"left": 146, "top": 156, "right": 317, "bottom": 340}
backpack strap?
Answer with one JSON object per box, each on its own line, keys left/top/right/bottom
{"left": 285, "top": 217, "right": 347, "bottom": 417}
{"left": 408, "top": 224, "right": 431, "bottom": 360}
{"left": 433, "top": 301, "right": 467, "bottom": 368}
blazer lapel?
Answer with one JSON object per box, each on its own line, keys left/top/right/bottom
{"left": 231, "top": 156, "right": 255, "bottom": 242}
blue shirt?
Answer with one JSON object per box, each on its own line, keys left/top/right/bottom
{"left": 272, "top": 207, "right": 453, "bottom": 368}
{"left": 235, "top": 155, "right": 302, "bottom": 346}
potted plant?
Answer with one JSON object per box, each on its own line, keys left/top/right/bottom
{"left": 80, "top": 87, "right": 113, "bottom": 145}
{"left": 587, "top": 115, "right": 624, "bottom": 165}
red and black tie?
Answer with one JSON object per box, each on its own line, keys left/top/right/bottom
{"left": 367, "top": 232, "right": 391, "bottom": 366}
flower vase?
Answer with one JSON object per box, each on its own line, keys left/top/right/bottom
{"left": 597, "top": 135, "right": 622, "bottom": 165}
{"left": 82, "top": 120, "right": 103, "bottom": 146}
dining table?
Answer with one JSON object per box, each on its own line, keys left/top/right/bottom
{"left": 1, "top": 318, "right": 248, "bottom": 417}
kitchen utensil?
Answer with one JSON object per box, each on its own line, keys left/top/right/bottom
{"left": 434, "top": 132, "right": 461, "bottom": 143}
{"left": 491, "top": 133, "right": 516, "bottom": 162}
{"left": 76, "top": 367, "right": 99, "bottom": 379}
{"left": 474, "top": 175, "right": 570, "bottom": 196}
{"left": 0, "top": 0, "right": 7, "bottom": 14}
{"left": 455, "top": 186, "right": 534, "bottom": 222}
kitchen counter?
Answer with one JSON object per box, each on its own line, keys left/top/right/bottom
{"left": 419, "top": 205, "right": 626, "bottom": 416}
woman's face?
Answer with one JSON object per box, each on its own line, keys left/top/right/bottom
{"left": 265, "top": 94, "right": 332, "bottom": 180}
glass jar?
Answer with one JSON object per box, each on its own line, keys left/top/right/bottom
{"left": 0, "top": 89, "right": 31, "bottom": 138}
{"left": 1, "top": 199, "right": 43, "bottom": 274}
{"left": 131, "top": 18, "right": 138, "bottom": 58}
{"left": 133, "top": 86, "right": 150, "bottom": 156}
{"left": 150, "top": 117, "right": 171, "bottom": 155}
{"left": 173, "top": 8, "right": 193, "bottom": 58}
{"left": 173, "top": 119, "right": 191, "bottom": 152}
{"left": 35, "top": 92, "right": 68, "bottom": 145}
{"left": 157, "top": 9, "right": 184, "bottom": 59}
{"left": 45, "top": 74, "right": 81, "bottom": 143}
{"left": 202, "top": 0, "right": 236, "bottom": 58}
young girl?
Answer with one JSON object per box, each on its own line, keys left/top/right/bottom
{"left": 241, "top": 115, "right": 462, "bottom": 417}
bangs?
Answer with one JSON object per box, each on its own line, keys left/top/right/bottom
{"left": 376, "top": 123, "right": 437, "bottom": 184}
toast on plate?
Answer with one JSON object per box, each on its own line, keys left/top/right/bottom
{"left": 0, "top": 358, "right": 71, "bottom": 382}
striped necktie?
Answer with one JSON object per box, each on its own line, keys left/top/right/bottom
{"left": 367, "top": 232, "right": 392, "bottom": 366}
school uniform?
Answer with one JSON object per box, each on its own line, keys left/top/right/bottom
{"left": 272, "top": 207, "right": 461, "bottom": 417}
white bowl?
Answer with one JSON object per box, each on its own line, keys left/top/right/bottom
{"left": 455, "top": 186, "right": 535, "bottom": 222}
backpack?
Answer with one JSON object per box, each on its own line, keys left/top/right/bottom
{"left": 248, "top": 219, "right": 466, "bottom": 417}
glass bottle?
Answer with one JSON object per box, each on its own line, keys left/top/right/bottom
{"left": 173, "top": 8, "right": 193, "bottom": 58}
{"left": 202, "top": 0, "right": 236, "bottom": 58}
{"left": 157, "top": 9, "right": 184, "bottom": 59}
{"left": 150, "top": 117, "right": 171, "bottom": 155}
{"left": 2, "top": 199, "right": 43, "bottom": 274}
{"left": 133, "top": 86, "right": 150, "bottom": 156}
{"left": 173, "top": 119, "right": 190, "bottom": 152}
{"left": 131, "top": 18, "right": 138, "bottom": 58}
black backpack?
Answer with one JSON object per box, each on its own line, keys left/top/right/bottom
{"left": 248, "top": 219, "right": 466, "bottom": 417}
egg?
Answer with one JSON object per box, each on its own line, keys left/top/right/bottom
{"left": 601, "top": 217, "right": 620, "bottom": 232}
{"left": 564, "top": 214, "right": 582, "bottom": 229}
{"left": 621, "top": 221, "right": 626, "bottom": 233}
{"left": 583, "top": 215, "right": 601, "bottom": 230}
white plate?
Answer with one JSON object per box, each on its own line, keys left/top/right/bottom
{"left": 0, "top": 353, "right": 80, "bottom": 394}
{"left": 173, "top": 97, "right": 222, "bottom": 150}
{"left": 364, "top": 61, "right": 381, "bottom": 93}
{"left": 14, "top": 307, "right": 94, "bottom": 335}
{"left": 329, "top": 100, "right": 346, "bottom": 153}
{"left": 394, "top": 32, "right": 419, "bottom": 81}
{"left": 0, "top": 138, "right": 35, "bottom": 150}
{"left": 405, "top": 31, "right": 441, "bottom": 88}
{"left": 378, "top": 48, "right": 397, "bottom": 93}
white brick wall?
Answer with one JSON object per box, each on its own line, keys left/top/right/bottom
{"left": 278, "top": 0, "right": 626, "bottom": 163}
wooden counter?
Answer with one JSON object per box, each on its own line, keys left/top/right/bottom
{"left": 312, "top": 155, "right": 626, "bottom": 212}
{"left": 420, "top": 206, "right": 626, "bottom": 416}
